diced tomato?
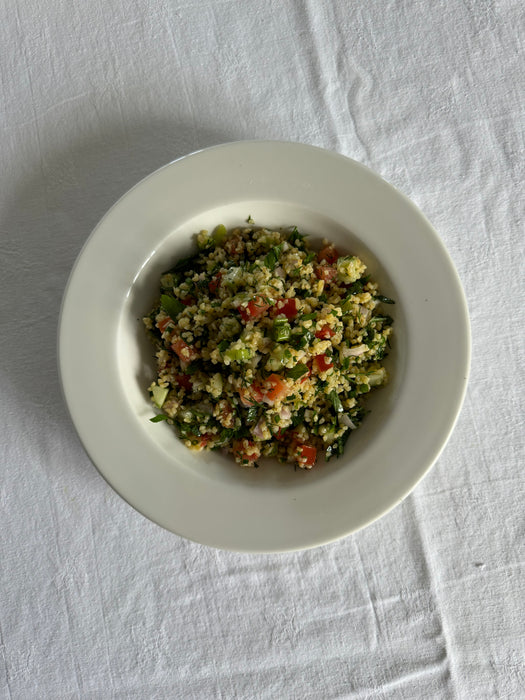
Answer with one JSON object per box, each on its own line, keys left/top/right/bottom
{"left": 315, "top": 324, "right": 335, "bottom": 339}
{"left": 296, "top": 444, "right": 317, "bottom": 468}
{"left": 312, "top": 354, "right": 334, "bottom": 373}
{"left": 171, "top": 338, "right": 199, "bottom": 362}
{"left": 174, "top": 374, "right": 193, "bottom": 391}
{"left": 317, "top": 245, "right": 340, "bottom": 265}
{"left": 157, "top": 317, "right": 172, "bottom": 333}
{"left": 232, "top": 439, "right": 260, "bottom": 464}
{"left": 276, "top": 427, "right": 295, "bottom": 441}
{"left": 208, "top": 272, "right": 223, "bottom": 295}
{"left": 239, "top": 297, "right": 270, "bottom": 322}
{"left": 251, "top": 384, "right": 265, "bottom": 403}
{"left": 181, "top": 296, "right": 195, "bottom": 306}
{"left": 197, "top": 434, "right": 212, "bottom": 449}
{"left": 238, "top": 388, "right": 254, "bottom": 407}
{"left": 314, "top": 265, "right": 338, "bottom": 283}
{"left": 238, "top": 383, "right": 265, "bottom": 407}
{"left": 264, "top": 374, "right": 291, "bottom": 404}
{"left": 270, "top": 298, "right": 298, "bottom": 320}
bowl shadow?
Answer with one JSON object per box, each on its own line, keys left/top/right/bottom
{"left": 0, "top": 116, "right": 236, "bottom": 478}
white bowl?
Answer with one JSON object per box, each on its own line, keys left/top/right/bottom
{"left": 59, "top": 141, "right": 470, "bottom": 552}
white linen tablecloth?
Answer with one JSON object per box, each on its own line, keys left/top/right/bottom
{"left": 1, "top": 1, "right": 523, "bottom": 698}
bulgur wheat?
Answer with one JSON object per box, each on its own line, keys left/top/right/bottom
{"left": 143, "top": 225, "right": 394, "bottom": 469}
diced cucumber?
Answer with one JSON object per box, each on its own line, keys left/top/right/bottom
{"left": 212, "top": 224, "right": 228, "bottom": 245}
{"left": 151, "top": 385, "right": 169, "bottom": 408}
{"left": 266, "top": 344, "right": 287, "bottom": 371}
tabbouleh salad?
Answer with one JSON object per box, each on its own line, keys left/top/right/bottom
{"left": 143, "top": 224, "right": 394, "bottom": 469}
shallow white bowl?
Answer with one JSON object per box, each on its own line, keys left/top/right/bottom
{"left": 59, "top": 141, "right": 470, "bottom": 552}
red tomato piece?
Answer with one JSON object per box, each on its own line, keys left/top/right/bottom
{"left": 181, "top": 296, "right": 195, "bottom": 306}
{"left": 171, "top": 338, "right": 199, "bottom": 362}
{"left": 239, "top": 297, "right": 270, "bottom": 322}
{"left": 312, "top": 354, "right": 334, "bottom": 373}
{"left": 198, "top": 434, "right": 212, "bottom": 449}
{"left": 174, "top": 374, "right": 193, "bottom": 391}
{"left": 238, "top": 383, "right": 265, "bottom": 407}
{"left": 157, "top": 317, "right": 172, "bottom": 333}
{"left": 296, "top": 444, "right": 317, "bottom": 468}
{"left": 264, "top": 374, "right": 291, "bottom": 404}
{"left": 314, "top": 265, "right": 338, "bottom": 283}
{"left": 315, "top": 324, "right": 335, "bottom": 339}
{"left": 270, "top": 298, "right": 298, "bottom": 319}
{"left": 317, "top": 245, "right": 340, "bottom": 265}
{"left": 208, "top": 272, "right": 222, "bottom": 295}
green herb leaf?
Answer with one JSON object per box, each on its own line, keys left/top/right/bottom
{"left": 288, "top": 226, "right": 306, "bottom": 248}
{"left": 264, "top": 244, "right": 283, "bottom": 271}
{"left": 160, "top": 294, "right": 185, "bottom": 319}
{"left": 303, "top": 252, "right": 316, "bottom": 264}
{"left": 300, "top": 313, "right": 317, "bottom": 321}
{"left": 150, "top": 414, "right": 170, "bottom": 423}
{"left": 293, "top": 329, "right": 314, "bottom": 349}
{"left": 291, "top": 407, "right": 306, "bottom": 427}
{"left": 287, "top": 363, "right": 309, "bottom": 380}
{"left": 376, "top": 294, "right": 395, "bottom": 304}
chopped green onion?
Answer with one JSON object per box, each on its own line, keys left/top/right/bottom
{"left": 329, "top": 390, "right": 344, "bottom": 413}
{"left": 224, "top": 347, "right": 252, "bottom": 363}
{"left": 273, "top": 318, "right": 291, "bottom": 342}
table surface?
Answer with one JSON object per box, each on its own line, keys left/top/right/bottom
{"left": 1, "top": 1, "right": 524, "bottom": 698}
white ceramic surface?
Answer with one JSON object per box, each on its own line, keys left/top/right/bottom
{"left": 58, "top": 141, "right": 470, "bottom": 552}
